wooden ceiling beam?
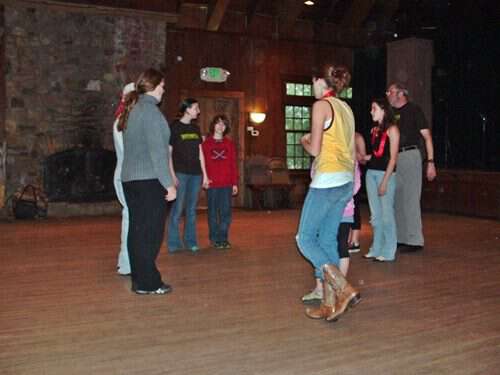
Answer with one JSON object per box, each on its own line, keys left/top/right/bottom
{"left": 206, "top": 0, "right": 231, "bottom": 31}
{"left": 340, "top": 0, "right": 376, "bottom": 29}
{"left": 0, "top": 0, "right": 179, "bottom": 23}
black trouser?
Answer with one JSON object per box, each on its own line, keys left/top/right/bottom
{"left": 123, "top": 179, "right": 168, "bottom": 291}
{"left": 351, "top": 190, "right": 362, "bottom": 231}
{"left": 337, "top": 222, "right": 351, "bottom": 259}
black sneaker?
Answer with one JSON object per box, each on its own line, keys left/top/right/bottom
{"left": 398, "top": 244, "right": 423, "bottom": 253}
{"left": 134, "top": 283, "right": 172, "bottom": 295}
{"left": 348, "top": 243, "right": 361, "bottom": 253}
{"left": 221, "top": 241, "right": 232, "bottom": 249}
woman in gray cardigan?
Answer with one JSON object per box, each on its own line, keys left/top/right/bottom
{"left": 118, "top": 68, "right": 176, "bottom": 295}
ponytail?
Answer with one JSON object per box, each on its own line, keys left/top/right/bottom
{"left": 116, "top": 68, "right": 164, "bottom": 131}
{"left": 117, "top": 91, "right": 138, "bottom": 131}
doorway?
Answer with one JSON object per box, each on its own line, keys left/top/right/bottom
{"left": 180, "top": 90, "right": 246, "bottom": 207}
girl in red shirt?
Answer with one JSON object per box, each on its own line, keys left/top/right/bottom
{"left": 202, "top": 115, "right": 239, "bottom": 249}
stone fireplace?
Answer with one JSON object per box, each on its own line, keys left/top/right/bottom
{"left": 43, "top": 147, "right": 116, "bottom": 202}
{"left": 0, "top": 2, "right": 168, "bottom": 213}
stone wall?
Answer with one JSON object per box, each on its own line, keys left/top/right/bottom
{"left": 1, "top": 3, "right": 166, "bottom": 203}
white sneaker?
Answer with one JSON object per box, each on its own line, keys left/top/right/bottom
{"left": 301, "top": 289, "right": 323, "bottom": 304}
{"left": 348, "top": 243, "right": 361, "bottom": 253}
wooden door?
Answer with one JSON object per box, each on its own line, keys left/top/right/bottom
{"left": 180, "top": 90, "right": 246, "bottom": 207}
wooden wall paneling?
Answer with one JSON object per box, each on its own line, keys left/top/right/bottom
{"left": 422, "top": 173, "right": 456, "bottom": 214}
{"left": 257, "top": 39, "right": 282, "bottom": 157}
{"left": 469, "top": 172, "right": 500, "bottom": 218}
{"left": 177, "top": 1, "right": 208, "bottom": 29}
{"left": 164, "top": 27, "right": 355, "bottom": 163}
{"left": 246, "top": 12, "right": 275, "bottom": 38}
{"left": 422, "top": 170, "right": 500, "bottom": 219}
{"left": 218, "top": 8, "right": 246, "bottom": 33}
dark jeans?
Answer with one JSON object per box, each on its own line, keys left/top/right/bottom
{"left": 167, "top": 173, "right": 202, "bottom": 251}
{"left": 337, "top": 222, "right": 351, "bottom": 259}
{"left": 207, "top": 187, "right": 232, "bottom": 243}
{"left": 123, "top": 179, "right": 168, "bottom": 291}
{"left": 351, "top": 189, "right": 362, "bottom": 230}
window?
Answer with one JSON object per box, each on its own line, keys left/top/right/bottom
{"left": 284, "top": 82, "right": 313, "bottom": 170}
{"left": 286, "top": 83, "right": 312, "bottom": 97}
{"left": 283, "top": 81, "right": 352, "bottom": 170}
{"left": 337, "top": 87, "right": 353, "bottom": 99}
{"left": 285, "top": 104, "right": 312, "bottom": 170}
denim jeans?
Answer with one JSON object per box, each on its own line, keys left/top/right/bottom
{"left": 365, "top": 169, "right": 397, "bottom": 259}
{"left": 167, "top": 173, "right": 202, "bottom": 251}
{"left": 296, "top": 182, "right": 353, "bottom": 280}
{"left": 114, "top": 175, "right": 130, "bottom": 274}
{"left": 207, "top": 187, "right": 232, "bottom": 243}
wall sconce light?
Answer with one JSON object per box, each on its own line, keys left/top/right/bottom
{"left": 249, "top": 112, "right": 266, "bottom": 124}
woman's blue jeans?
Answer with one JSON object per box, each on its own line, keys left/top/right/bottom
{"left": 365, "top": 169, "right": 397, "bottom": 259}
{"left": 167, "top": 173, "right": 202, "bottom": 251}
{"left": 296, "top": 182, "right": 353, "bottom": 280}
{"left": 207, "top": 187, "right": 232, "bottom": 243}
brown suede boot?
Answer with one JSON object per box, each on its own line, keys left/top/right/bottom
{"left": 305, "top": 276, "right": 336, "bottom": 319}
{"left": 323, "top": 264, "right": 361, "bottom": 321}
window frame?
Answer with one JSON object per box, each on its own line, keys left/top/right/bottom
{"left": 282, "top": 75, "right": 315, "bottom": 171}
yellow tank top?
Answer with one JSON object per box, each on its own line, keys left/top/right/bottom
{"left": 314, "top": 97, "right": 355, "bottom": 175}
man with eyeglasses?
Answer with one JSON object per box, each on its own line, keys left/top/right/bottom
{"left": 386, "top": 82, "right": 437, "bottom": 253}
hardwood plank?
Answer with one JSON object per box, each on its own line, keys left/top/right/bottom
{"left": 1, "top": 208, "right": 500, "bottom": 374}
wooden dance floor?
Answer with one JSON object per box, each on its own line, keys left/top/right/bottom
{"left": 1, "top": 208, "right": 500, "bottom": 374}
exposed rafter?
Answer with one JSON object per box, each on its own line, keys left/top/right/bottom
{"left": 340, "top": 0, "right": 377, "bottom": 29}
{"left": 206, "top": 0, "right": 231, "bottom": 31}
{"left": 0, "top": 0, "right": 179, "bottom": 23}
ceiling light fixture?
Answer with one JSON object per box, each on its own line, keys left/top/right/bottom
{"left": 304, "top": 0, "right": 315, "bottom": 5}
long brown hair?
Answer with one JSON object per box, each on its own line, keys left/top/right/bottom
{"left": 209, "top": 114, "right": 230, "bottom": 136}
{"left": 117, "top": 68, "right": 164, "bottom": 131}
{"left": 372, "top": 97, "right": 396, "bottom": 132}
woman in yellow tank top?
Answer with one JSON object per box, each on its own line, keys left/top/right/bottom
{"left": 297, "top": 64, "right": 361, "bottom": 322}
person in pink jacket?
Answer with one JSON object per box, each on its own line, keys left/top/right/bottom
{"left": 338, "top": 160, "right": 361, "bottom": 275}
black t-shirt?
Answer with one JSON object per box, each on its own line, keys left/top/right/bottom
{"left": 367, "top": 128, "right": 395, "bottom": 172}
{"left": 393, "top": 102, "right": 428, "bottom": 148}
{"left": 169, "top": 120, "right": 202, "bottom": 175}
